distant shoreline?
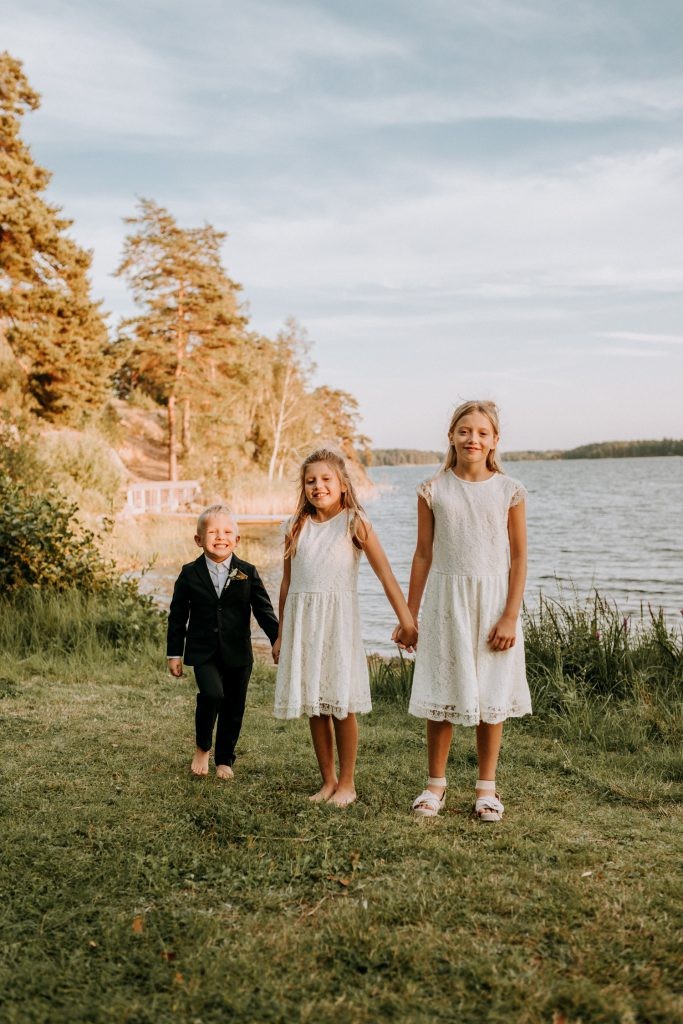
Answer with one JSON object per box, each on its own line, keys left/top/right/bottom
{"left": 368, "top": 439, "right": 682, "bottom": 466}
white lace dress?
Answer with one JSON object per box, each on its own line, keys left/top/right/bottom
{"left": 274, "top": 511, "right": 371, "bottom": 720}
{"left": 409, "top": 470, "right": 532, "bottom": 726}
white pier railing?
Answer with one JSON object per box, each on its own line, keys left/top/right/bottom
{"left": 125, "top": 480, "right": 200, "bottom": 514}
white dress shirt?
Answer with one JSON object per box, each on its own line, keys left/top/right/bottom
{"left": 205, "top": 554, "right": 233, "bottom": 596}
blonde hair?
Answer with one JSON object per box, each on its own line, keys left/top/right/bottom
{"left": 443, "top": 400, "right": 503, "bottom": 474}
{"left": 196, "top": 504, "right": 237, "bottom": 535}
{"left": 286, "top": 448, "right": 366, "bottom": 558}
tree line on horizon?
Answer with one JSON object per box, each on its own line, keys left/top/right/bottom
{"left": 368, "top": 439, "right": 682, "bottom": 466}
{"left": 0, "top": 52, "right": 369, "bottom": 489}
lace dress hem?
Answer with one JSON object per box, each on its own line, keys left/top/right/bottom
{"left": 408, "top": 699, "right": 532, "bottom": 726}
{"left": 274, "top": 699, "right": 372, "bottom": 720}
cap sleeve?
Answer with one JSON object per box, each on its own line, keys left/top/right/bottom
{"left": 279, "top": 515, "right": 295, "bottom": 539}
{"left": 509, "top": 481, "right": 528, "bottom": 508}
{"left": 416, "top": 479, "right": 433, "bottom": 509}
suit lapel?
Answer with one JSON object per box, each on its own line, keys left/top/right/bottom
{"left": 192, "top": 555, "right": 218, "bottom": 599}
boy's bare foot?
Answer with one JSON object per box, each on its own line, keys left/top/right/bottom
{"left": 191, "top": 748, "right": 210, "bottom": 776}
{"left": 216, "top": 764, "right": 234, "bottom": 780}
{"left": 327, "top": 786, "right": 356, "bottom": 807}
{"left": 309, "top": 782, "right": 337, "bottom": 803}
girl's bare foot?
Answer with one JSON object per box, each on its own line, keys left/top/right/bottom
{"left": 327, "top": 785, "right": 356, "bottom": 807}
{"left": 309, "top": 782, "right": 337, "bottom": 803}
{"left": 191, "top": 748, "right": 210, "bottom": 776}
{"left": 216, "top": 764, "right": 234, "bottom": 780}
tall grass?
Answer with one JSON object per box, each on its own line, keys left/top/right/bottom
{"left": 0, "top": 589, "right": 164, "bottom": 684}
{"left": 369, "top": 591, "right": 682, "bottom": 754}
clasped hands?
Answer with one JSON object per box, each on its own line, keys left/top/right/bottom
{"left": 392, "top": 621, "right": 418, "bottom": 653}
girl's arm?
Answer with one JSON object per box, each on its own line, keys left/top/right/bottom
{"left": 488, "top": 500, "right": 527, "bottom": 651}
{"left": 406, "top": 496, "right": 434, "bottom": 620}
{"left": 272, "top": 545, "right": 292, "bottom": 664}
{"left": 358, "top": 520, "right": 418, "bottom": 649}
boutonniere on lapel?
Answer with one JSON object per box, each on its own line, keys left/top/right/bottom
{"left": 227, "top": 567, "right": 248, "bottom": 582}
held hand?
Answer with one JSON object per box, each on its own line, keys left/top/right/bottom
{"left": 392, "top": 622, "right": 418, "bottom": 652}
{"left": 168, "top": 657, "right": 183, "bottom": 678}
{"left": 272, "top": 637, "right": 281, "bottom": 664}
{"left": 487, "top": 615, "right": 518, "bottom": 652}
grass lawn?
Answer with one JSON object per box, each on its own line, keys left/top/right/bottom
{"left": 0, "top": 660, "right": 680, "bottom": 1024}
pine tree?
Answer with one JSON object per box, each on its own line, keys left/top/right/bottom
{"left": 0, "top": 52, "right": 111, "bottom": 422}
{"left": 115, "top": 199, "right": 246, "bottom": 480}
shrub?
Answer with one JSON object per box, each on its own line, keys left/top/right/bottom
{"left": 41, "top": 428, "right": 126, "bottom": 511}
{"left": 0, "top": 473, "right": 119, "bottom": 592}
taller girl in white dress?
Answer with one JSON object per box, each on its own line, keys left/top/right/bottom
{"left": 274, "top": 448, "right": 417, "bottom": 807}
{"left": 399, "top": 401, "right": 532, "bottom": 821}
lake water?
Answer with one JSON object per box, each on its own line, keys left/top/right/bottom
{"left": 352, "top": 457, "right": 682, "bottom": 653}
{"left": 145, "top": 457, "right": 682, "bottom": 654}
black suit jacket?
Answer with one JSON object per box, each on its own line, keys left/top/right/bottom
{"left": 166, "top": 554, "right": 278, "bottom": 668}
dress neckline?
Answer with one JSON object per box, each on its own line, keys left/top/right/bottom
{"left": 308, "top": 509, "right": 346, "bottom": 526}
{"left": 449, "top": 469, "right": 497, "bottom": 485}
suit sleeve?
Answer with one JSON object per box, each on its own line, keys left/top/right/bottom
{"left": 250, "top": 567, "right": 279, "bottom": 645}
{"left": 167, "top": 571, "right": 191, "bottom": 658}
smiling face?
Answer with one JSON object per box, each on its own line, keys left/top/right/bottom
{"left": 304, "top": 460, "right": 345, "bottom": 518}
{"left": 195, "top": 513, "right": 240, "bottom": 563}
{"left": 451, "top": 411, "right": 499, "bottom": 471}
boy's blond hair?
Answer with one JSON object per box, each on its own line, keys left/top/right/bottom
{"left": 196, "top": 504, "right": 236, "bottom": 536}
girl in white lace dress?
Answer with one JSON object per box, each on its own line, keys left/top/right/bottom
{"left": 399, "top": 401, "right": 531, "bottom": 822}
{"left": 274, "top": 448, "right": 417, "bottom": 807}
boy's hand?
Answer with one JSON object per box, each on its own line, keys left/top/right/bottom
{"left": 272, "top": 638, "right": 281, "bottom": 664}
{"left": 168, "top": 657, "right": 184, "bottom": 677}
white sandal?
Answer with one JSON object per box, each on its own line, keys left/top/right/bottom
{"left": 412, "top": 777, "right": 447, "bottom": 817}
{"left": 474, "top": 780, "right": 504, "bottom": 822}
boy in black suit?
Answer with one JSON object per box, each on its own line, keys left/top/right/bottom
{"left": 167, "top": 505, "right": 278, "bottom": 779}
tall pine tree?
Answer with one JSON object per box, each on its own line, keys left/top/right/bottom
{"left": 115, "top": 199, "right": 246, "bottom": 480}
{"left": 0, "top": 52, "right": 111, "bottom": 422}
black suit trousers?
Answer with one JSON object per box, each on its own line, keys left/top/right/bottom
{"left": 193, "top": 657, "right": 252, "bottom": 766}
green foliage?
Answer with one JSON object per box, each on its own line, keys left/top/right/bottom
{"left": 0, "top": 52, "right": 113, "bottom": 423}
{"left": 563, "top": 438, "right": 683, "bottom": 459}
{"left": 369, "top": 593, "right": 681, "bottom": 739}
{"left": 368, "top": 651, "right": 414, "bottom": 703}
{"left": 41, "top": 429, "right": 126, "bottom": 510}
{"left": 0, "top": 586, "right": 164, "bottom": 663}
{"left": 524, "top": 592, "right": 682, "bottom": 701}
{"left": 0, "top": 473, "right": 118, "bottom": 592}
{"left": 368, "top": 448, "right": 444, "bottom": 466}
{"left": 0, "top": 416, "right": 125, "bottom": 513}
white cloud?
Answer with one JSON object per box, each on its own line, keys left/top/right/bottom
{"left": 598, "top": 331, "right": 683, "bottom": 345}
{"left": 598, "top": 347, "right": 667, "bottom": 358}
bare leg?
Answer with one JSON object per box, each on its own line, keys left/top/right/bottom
{"left": 191, "top": 747, "right": 210, "bottom": 776}
{"left": 475, "top": 721, "right": 504, "bottom": 797}
{"left": 308, "top": 716, "right": 338, "bottom": 801}
{"left": 327, "top": 714, "right": 358, "bottom": 806}
{"left": 426, "top": 719, "right": 453, "bottom": 797}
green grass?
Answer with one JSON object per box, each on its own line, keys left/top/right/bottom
{"left": 1, "top": 595, "right": 681, "bottom": 1023}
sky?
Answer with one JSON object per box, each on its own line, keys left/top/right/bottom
{"left": 3, "top": 0, "right": 683, "bottom": 450}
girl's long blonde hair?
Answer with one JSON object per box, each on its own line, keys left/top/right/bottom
{"left": 285, "top": 447, "right": 366, "bottom": 558}
{"left": 443, "top": 400, "right": 503, "bottom": 474}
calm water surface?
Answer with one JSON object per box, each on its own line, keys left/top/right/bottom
{"left": 354, "top": 457, "right": 682, "bottom": 652}
{"left": 145, "top": 457, "right": 682, "bottom": 654}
